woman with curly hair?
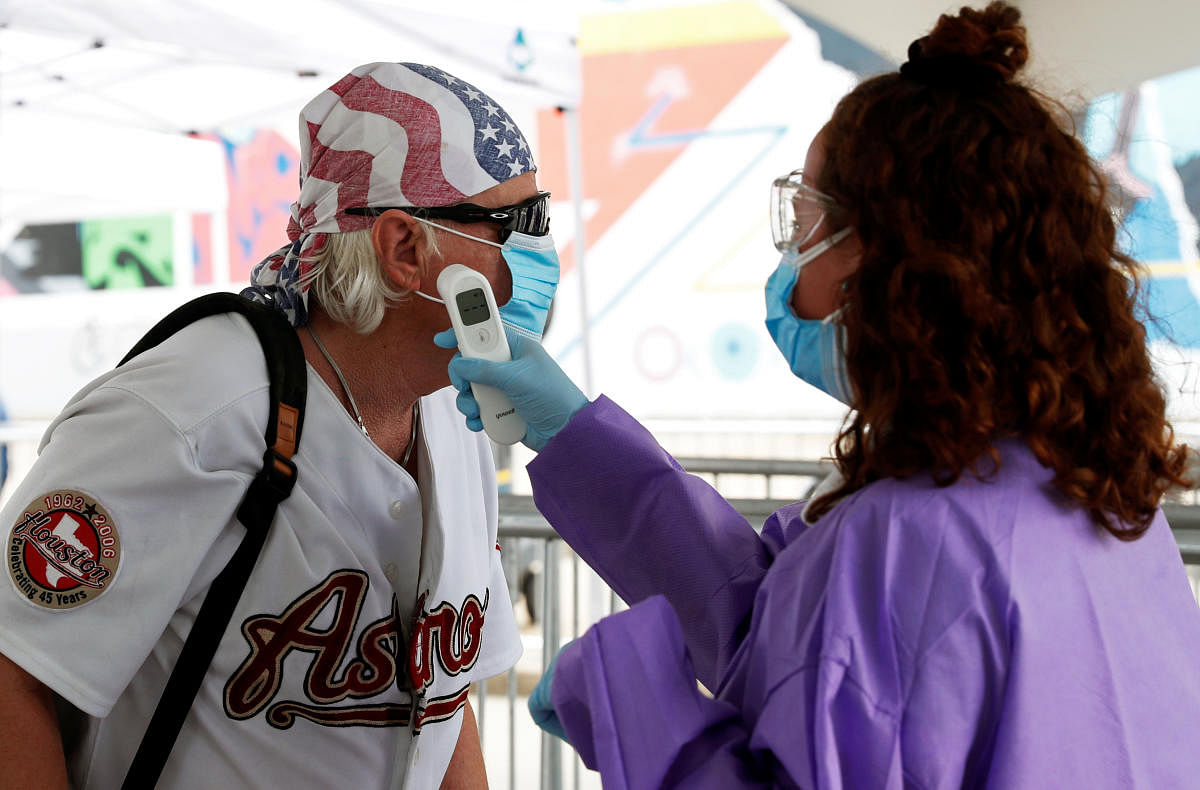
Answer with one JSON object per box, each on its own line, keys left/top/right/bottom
{"left": 439, "top": 2, "right": 1200, "bottom": 786}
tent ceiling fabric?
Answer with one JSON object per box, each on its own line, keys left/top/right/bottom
{"left": 2, "top": 0, "right": 1197, "bottom": 224}
{"left": 0, "top": 0, "right": 579, "bottom": 222}
{"left": 780, "top": 0, "right": 1200, "bottom": 101}
{"left": 0, "top": 0, "right": 579, "bottom": 135}
{"left": 4, "top": 0, "right": 1195, "bottom": 133}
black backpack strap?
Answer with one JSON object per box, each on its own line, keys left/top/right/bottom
{"left": 118, "top": 293, "right": 306, "bottom": 790}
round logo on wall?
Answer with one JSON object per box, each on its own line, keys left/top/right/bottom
{"left": 6, "top": 489, "right": 121, "bottom": 610}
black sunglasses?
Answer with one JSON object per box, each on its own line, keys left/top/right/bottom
{"left": 346, "top": 191, "right": 551, "bottom": 242}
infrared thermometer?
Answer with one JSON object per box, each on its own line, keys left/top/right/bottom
{"left": 436, "top": 264, "right": 527, "bottom": 445}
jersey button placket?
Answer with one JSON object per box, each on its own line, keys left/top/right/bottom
{"left": 410, "top": 691, "right": 426, "bottom": 765}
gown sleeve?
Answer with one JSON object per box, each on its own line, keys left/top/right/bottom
{"left": 531, "top": 399, "right": 1021, "bottom": 788}
{"left": 550, "top": 592, "right": 915, "bottom": 789}
{"left": 527, "top": 396, "right": 800, "bottom": 689}
{"left": 551, "top": 595, "right": 783, "bottom": 790}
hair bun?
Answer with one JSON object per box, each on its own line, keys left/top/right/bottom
{"left": 901, "top": 1, "right": 1028, "bottom": 86}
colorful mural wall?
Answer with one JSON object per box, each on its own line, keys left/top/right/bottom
{"left": 533, "top": 1, "right": 1200, "bottom": 430}
{"left": 1, "top": 216, "right": 175, "bottom": 294}
{"left": 211, "top": 130, "right": 301, "bottom": 283}
{"left": 0, "top": 129, "right": 302, "bottom": 421}
{"left": 0, "top": 129, "right": 300, "bottom": 296}
{"left": 535, "top": 1, "right": 872, "bottom": 425}
{"left": 1084, "top": 67, "right": 1200, "bottom": 425}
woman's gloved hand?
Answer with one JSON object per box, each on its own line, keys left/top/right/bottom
{"left": 528, "top": 640, "right": 573, "bottom": 744}
{"left": 434, "top": 326, "right": 589, "bottom": 451}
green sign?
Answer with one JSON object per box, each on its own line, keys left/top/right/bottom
{"left": 80, "top": 216, "right": 174, "bottom": 289}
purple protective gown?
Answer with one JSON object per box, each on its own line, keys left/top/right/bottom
{"left": 528, "top": 397, "right": 1200, "bottom": 789}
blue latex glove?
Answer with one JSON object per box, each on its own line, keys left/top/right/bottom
{"left": 528, "top": 640, "right": 573, "bottom": 743}
{"left": 434, "top": 326, "right": 589, "bottom": 451}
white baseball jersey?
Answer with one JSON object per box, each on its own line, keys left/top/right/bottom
{"left": 0, "top": 313, "right": 521, "bottom": 789}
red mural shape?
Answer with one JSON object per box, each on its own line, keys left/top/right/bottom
{"left": 211, "top": 131, "right": 302, "bottom": 283}
{"left": 536, "top": 39, "right": 787, "bottom": 273}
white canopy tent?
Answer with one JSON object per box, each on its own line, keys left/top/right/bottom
{"left": 0, "top": 0, "right": 580, "bottom": 130}
{"left": 4, "top": 0, "right": 1194, "bottom": 213}
{"left": 0, "top": 0, "right": 582, "bottom": 238}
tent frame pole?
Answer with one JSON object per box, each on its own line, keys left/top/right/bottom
{"left": 562, "top": 106, "right": 595, "bottom": 398}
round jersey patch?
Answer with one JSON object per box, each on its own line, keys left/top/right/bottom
{"left": 6, "top": 489, "right": 121, "bottom": 610}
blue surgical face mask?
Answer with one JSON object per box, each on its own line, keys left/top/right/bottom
{"left": 490, "top": 231, "right": 560, "bottom": 342}
{"left": 413, "top": 220, "right": 561, "bottom": 342}
{"left": 764, "top": 234, "right": 854, "bottom": 404}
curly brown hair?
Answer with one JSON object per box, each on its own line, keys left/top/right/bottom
{"left": 808, "top": 1, "right": 1191, "bottom": 537}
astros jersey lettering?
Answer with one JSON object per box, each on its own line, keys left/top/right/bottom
{"left": 0, "top": 314, "right": 521, "bottom": 789}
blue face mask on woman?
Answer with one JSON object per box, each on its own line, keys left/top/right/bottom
{"left": 763, "top": 228, "right": 854, "bottom": 404}
{"left": 414, "top": 221, "right": 560, "bottom": 342}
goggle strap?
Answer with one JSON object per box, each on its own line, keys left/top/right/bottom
{"left": 791, "top": 226, "right": 854, "bottom": 270}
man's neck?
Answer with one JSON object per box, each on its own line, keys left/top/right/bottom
{"left": 301, "top": 305, "right": 452, "bottom": 462}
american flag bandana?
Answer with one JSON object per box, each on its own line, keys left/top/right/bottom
{"left": 242, "top": 61, "right": 536, "bottom": 327}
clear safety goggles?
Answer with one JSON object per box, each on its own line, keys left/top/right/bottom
{"left": 770, "top": 169, "right": 839, "bottom": 253}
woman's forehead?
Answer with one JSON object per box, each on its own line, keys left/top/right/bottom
{"left": 802, "top": 131, "right": 829, "bottom": 184}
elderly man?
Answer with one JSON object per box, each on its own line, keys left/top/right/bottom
{"left": 0, "top": 61, "right": 559, "bottom": 789}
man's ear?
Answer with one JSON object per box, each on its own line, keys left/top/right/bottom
{"left": 371, "top": 210, "right": 426, "bottom": 291}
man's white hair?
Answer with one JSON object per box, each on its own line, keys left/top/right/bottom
{"left": 298, "top": 224, "right": 440, "bottom": 334}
